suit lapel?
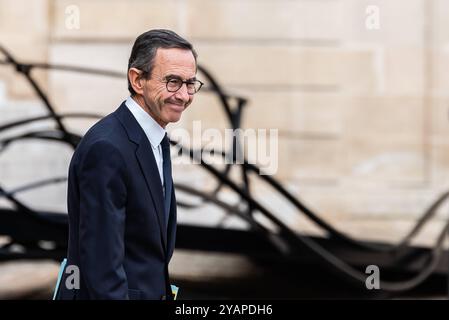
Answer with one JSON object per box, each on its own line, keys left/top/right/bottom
{"left": 135, "top": 140, "right": 167, "bottom": 251}
{"left": 114, "top": 102, "right": 168, "bottom": 253}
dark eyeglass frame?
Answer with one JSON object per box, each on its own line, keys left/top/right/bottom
{"left": 163, "top": 78, "right": 204, "bottom": 95}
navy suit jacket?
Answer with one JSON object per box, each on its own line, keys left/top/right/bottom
{"left": 57, "top": 102, "right": 177, "bottom": 300}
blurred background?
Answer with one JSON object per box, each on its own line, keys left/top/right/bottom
{"left": 1, "top": 0, "right": 449, "bottom": 299}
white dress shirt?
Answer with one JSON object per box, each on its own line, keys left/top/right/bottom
{"left": 125, "top": 96, "right": 166, "bottom": 187}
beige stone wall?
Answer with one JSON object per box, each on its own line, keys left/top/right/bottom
{"left": 1, "top": 0, "right": 449, "bottom": 245}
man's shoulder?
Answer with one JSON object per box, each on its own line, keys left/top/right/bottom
{"left": 81, "top": 106, "right": 127, "bottom": 142}
{"left": 73, "top": 105, "right": 131, "bottom": 155}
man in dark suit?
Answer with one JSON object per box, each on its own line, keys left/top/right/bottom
{"left": 56, "top": 29, "right": 202, "bottom": 300}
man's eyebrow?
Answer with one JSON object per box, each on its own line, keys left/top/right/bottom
{"left": 165, "top": 74, "right": 197, "bottom": 81}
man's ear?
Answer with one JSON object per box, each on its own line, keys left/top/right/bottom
{"left": 128, "top": 68, "right": 145, "bottom": 95}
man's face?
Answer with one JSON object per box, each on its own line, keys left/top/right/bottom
{"left": 138, "top": 48, "right": 197, "bottom": 128}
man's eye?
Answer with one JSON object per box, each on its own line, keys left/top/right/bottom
{"left": 168, "top": 79, "right": 181, "bottom": 84}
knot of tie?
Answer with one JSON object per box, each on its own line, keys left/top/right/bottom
{"left": 161, "top": 133, "right": 170, "bottom": 154}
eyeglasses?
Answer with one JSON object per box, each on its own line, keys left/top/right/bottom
{"left": 163, "top": 78, "right": 204, "bottom": 95}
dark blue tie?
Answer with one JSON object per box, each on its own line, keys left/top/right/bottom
{"left": 161, "top": 134, "right": 172, "bottom": 228}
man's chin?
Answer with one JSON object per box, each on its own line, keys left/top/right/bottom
{"left": 166, "top": 113, "right": 183, "bottom": 124}
{"left": 164, "top": 104, "right": 186, "bottom": 124}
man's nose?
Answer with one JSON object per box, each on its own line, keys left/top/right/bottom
{"left": 174, "top": 83, "right": 191, "bottom": 102}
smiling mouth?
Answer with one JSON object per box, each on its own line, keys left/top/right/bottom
{"left": 166, "top": 102, "right": 185, "bottom": 111}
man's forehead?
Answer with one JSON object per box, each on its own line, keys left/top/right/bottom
{"left": 154, "top": 48, "right": 196, "bottom": 71}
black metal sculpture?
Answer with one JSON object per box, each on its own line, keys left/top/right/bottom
{"left": 1, "top": 44, "right": 448, "bottom": 296}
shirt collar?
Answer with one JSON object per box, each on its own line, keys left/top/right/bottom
{"left": 125, "top": 96, "right": 166, "bottom": 148}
